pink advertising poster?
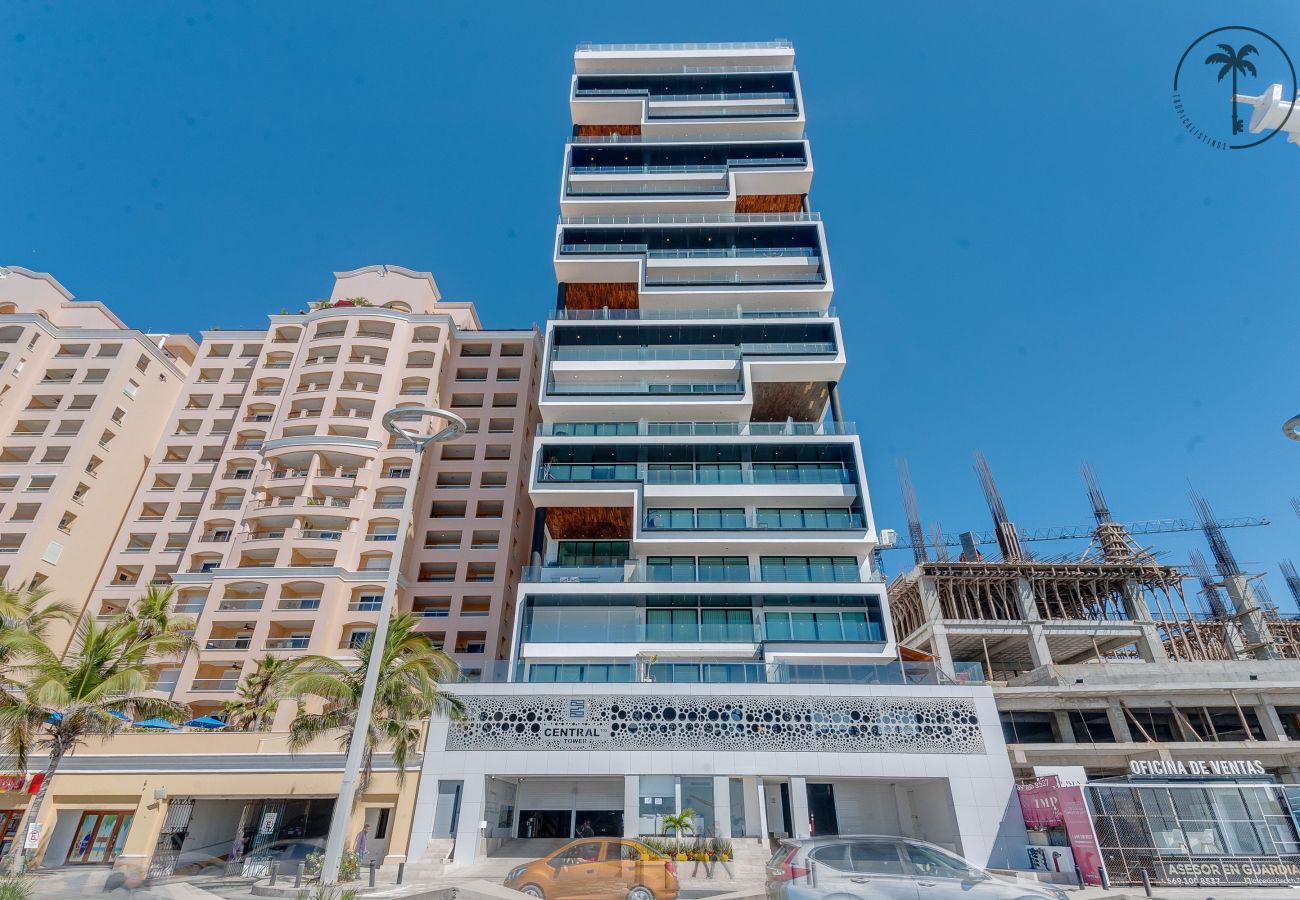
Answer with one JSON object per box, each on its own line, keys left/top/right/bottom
{"left": 1016, "top": 776, "right": 1103, "bottom": 885}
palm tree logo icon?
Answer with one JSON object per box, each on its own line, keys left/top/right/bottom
{"left": 1204, "top": 43, "right": 1258, "bottom": 135}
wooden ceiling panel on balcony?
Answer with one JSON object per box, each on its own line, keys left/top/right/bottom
{"left": 750, "top": 381, "right": 828, "bottom": 423}
{"left": 563, "top": 282, "right": 640, "bottom": 311}
{"left": 575, "top": 124, "right": 643, "bottom": 137}
{"left": 546, "top": 506, "right": 633, "bottom": 539}
{"left": 736, "top": 194, "right": 806, "bottom": 213}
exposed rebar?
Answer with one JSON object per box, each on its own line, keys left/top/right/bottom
{"left": 1191, "top": 490, "right": 1241, "bottom": 578}
{"left": 1188, "top": 549, "right": 1230, "bottom": 618}
{"left": 897, "top": 458, "right": 928, "bottom": 566}
{"left": 975, "top": 451, "right": 1026, "bottom": 560}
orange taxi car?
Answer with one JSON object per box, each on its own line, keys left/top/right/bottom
{"left": 504, "top": 837, "right": 679, "bottom": 900}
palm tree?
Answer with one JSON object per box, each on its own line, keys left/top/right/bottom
{"left": 107, "top": 585, "right": 195, "bottom": 656}
{"left": 662, "top": 808, "right": 697, "bottom": 838}
{"left": 282, "top": 613, "right": 462, "bottom": 795}
{"left": 0, "top": 581, "right": 75, "bottom": 677}
{"left": 1205, "top": 43, "right": 1258, "bottom": 134}
{"left": 0, "top": 613, "right": 191, "bottom": 873}
{"left": 220, "top": 654, "right": 295, "bottom": 731}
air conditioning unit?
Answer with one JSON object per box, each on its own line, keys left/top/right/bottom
{"left": 878, "top": 528, "right": 898, "bottom": 548}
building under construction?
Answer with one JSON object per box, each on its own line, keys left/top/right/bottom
{"left": 888, "top": 456, "right": 1300, "bottom": 682}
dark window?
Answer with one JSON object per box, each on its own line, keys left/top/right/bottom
{"left": 1068, "top": 709, "right": 1117, "bottom": 743}
{"left": 999, "top": 711, "right": 1058, "bottom": 744}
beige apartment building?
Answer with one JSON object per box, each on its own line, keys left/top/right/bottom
{"left": 86, "top": 263, "right": 540, "bottom": 721}
{"left": 1, "top": 263, "right": 540, "bottom": 875}
{"left": 0, "top": 267, "right": 197, "bottom": 649}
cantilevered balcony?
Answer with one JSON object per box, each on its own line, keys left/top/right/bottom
{"left": 522, "top": 556, "right": 875, "bottom": 585}
{"left": 562, "top": 139, "right": 811, "bottom": 214}
{"left": 555, "top": 220, "right": 828, "bottom": 294}
{"left": 571, "top": 70, "right": 801, "bottom": 122}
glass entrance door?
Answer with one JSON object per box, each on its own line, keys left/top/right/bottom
{"left": 64, "top": 811, "right": 134, "bottom": 865}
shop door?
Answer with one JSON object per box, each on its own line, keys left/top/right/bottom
{"left": 65, "top": 811, "right": 134, "bottom": 865}
{"left": 807, "top": 784, "right": 839, "bottom": 836}
{"left": 0, "top": 811, "right": 22, "bottom": 859}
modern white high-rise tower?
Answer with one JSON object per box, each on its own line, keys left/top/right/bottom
{"left": 410, "top": 41, "right": 1024, "bottom": 876}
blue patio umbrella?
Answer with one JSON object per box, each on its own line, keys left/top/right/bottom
{"left": 183, "top": 716, "right": 227, "bottom": 729}
{"left": 133, "top": 717, "right": 179, "bottom": 730}
{"left": 108, "top": 710, "right": 131, "bottom": 722}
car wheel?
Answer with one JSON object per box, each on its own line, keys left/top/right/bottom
{"left": 626, "top": 886, "right": 655, "bottom": 900}
{"left": 518, "top": 884, "right": 545, "bottom": 898}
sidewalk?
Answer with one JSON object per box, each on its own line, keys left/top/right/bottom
{"left": 1069, "top": 886, "right": 1300, "bottom": 899}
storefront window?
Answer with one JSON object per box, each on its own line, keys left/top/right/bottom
{"left": 680, "top": 777, "right": 715, "bottom": 836}
{"left": 638, "top": 776, "right": 675, "bottom": 835}
{"left": 64, "top": 811, "right": 134, "bottom": 865}
{"left": 1089, "top": 780, "right": 1300, "bottom": 886}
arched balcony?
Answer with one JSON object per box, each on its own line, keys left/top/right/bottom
{"left": 217, "top": 581, "right": 267, "bottom": 613}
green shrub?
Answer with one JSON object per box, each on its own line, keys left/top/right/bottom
{"left": 0, "top": 876, "right": 34, "bottom": 900}
{"left": 339, "top": 849, "right": 361, "bottom": 882}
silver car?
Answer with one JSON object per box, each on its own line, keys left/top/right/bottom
{"left": 766, "top": 836, "right": 1069, "bottom": 900}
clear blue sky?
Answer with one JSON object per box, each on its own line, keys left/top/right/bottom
{"left": 4, "top": 1, "right": 1299, "bottom": 608}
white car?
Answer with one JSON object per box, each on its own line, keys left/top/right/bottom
{"left": 766, "top": 836, "right": 1070, "bottom": 900}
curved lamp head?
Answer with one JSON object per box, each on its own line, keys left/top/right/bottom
{"left": 1285, "top": 415, "right": 1300, "bottom": 443}
{"left": 381, "top": 406, "right": 467, "bottom": 451}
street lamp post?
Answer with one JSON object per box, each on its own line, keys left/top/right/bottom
{"left": 319, "top": 406, "right": 466, "bottom": 885}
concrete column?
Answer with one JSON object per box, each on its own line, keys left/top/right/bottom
{"left": 1015, "top": 578, "right": 1053, "bottom": 668}
{"left": 893, "top": 785, "right": 918, "bottom": 839}
{"left": 1224, "top": 574, "right": 1277, "bottom": 660}
{"left": 1277, "top": 766, "right": 1300, "bottom": 785}
{"left": 1053, "top": 710, "right": 1077, "bottom": 743}
{"left": 788, "top": 778, "right": 811, "bottom": 840}
{"left": 1122, "top": 582, "right": 1167, "bottom": 662}
{"left": 1105, "top": 702, "right": 1134, "bottom": 743}
{"left": 450, "top": 776, "right": 486, "bottom": 868}
{"left": 712, "top": 776, "right": 732, "bottom": 839}
{"left": 754, "top": 777, "right": 770, "bottom": 840}
{"left": 112, "top": 784, "right": 167, "bottom": 880}
{"left": 1257, "top": 702, "right": 1289, "bottom": 742}
{"left": 741, "top": 776, "right": 763, "bottom": 839}
{"left": 827, "top": 381, "right": 844, "bottom": 425}
{"left": 918, "top": 576, "right": 956, "bottom": 677}
{"left": 623, "top": 776, "right": 639, "bottom": 839}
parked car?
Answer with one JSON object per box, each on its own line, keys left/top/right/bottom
{"left": 766, "top": 836, "right": 1069, "bottom": 900}
{"left": 504, "top": 837, "right": 679, "bottom": 900}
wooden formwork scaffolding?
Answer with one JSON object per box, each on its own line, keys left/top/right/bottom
{"left": 887, "top": 556, "right": 1227, "bottom": 660}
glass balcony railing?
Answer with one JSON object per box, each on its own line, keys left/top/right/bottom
{"left": 569, "top": 159, "right": 805, "bottom": 175}
{"left": 566, "top": 182, "right": 728, "bottom": 197}
{"left": 204, "top": 637, "right": 251, "bottom": 650}
{"left": 525, "top": 620, "right": 763, "bottom": 643}
{"left": 549, "top": 343, "right": 834, "bottom": 362}
{"left": 560, "top": 212, "right": 820, "bottom": 224}
{"left": 445, "top": 658, "right": 985, "bottom": 686}
{"left": 645, "top": 271, "right": 825, "bottom": 287}
{"left": 559, "top": 244, "right": 818, "bottom": 260}
{"left": 189, "top": 677, "right": 241, "bottom": 692}
{"left": 644, "top": 510, "right": 866, "bottom": 531}
{"left": 265, "top": 637, "right": 311, "bottom": 650}
{"left": 552, "top": 346, "right": 742, "bottom": 362}
{"left": 521, "top": 560, "right": 878, "bottom": 584}
{"left": 575, "top": 89, "right": 795, "bottom": 103}
{"left": 576, "top": 40, "right": 794, "bottom": 51}
{"left": 538, "top": 421, "right": 857, "bottom": 437}
{"left": 551, "top": 307, "right": 833, "bottom": 322}
{"left": 537, "top": 462, "right": 853, "bottom": 485}
{"left": 546, "top": 380, "right": 743, "bottom": 396}
{"left": 653, "top": 104, "right": 798, "bottom": 119}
